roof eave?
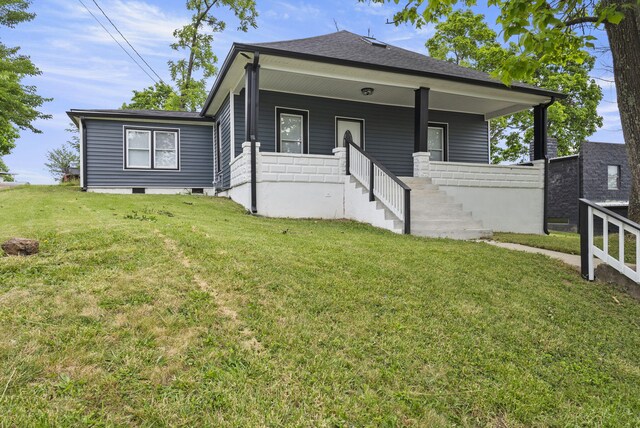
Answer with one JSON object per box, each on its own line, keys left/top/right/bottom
{"left": 67, "top": 110, "right": 213, "bottom": 123}
{"left": 201, "top": 43, "right": 566, "bottom": 114}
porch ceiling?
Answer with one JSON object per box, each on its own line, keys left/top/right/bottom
{"left": 205, "top": 52, "right": 552, "bottom": 120}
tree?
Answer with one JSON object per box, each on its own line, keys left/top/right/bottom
{"left": 0, "top": 158, "right": 14, "bottom": 182}
{"left": 122, "top": 82, "right": 180, "bottom": 111}
{"left": 45, "top": 124, "right": 79, "bottom": 182}
{"left": 0, "top": 0, "right": 51, "bottom": 158}
{"left": 426, "top": 10, "right": 602, "bottom": 163}
{"left": 123, "top": 0, "right": 257, "bottom": 112}
{"left": 371, "top": 0, "right": 640, "bottom": 222}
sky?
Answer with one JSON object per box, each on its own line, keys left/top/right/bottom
{"left": 1, "top": 0, "right": 622, "bottom": 184}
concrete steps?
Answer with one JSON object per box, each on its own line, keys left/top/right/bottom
{"left": 400, "top": 177, "right": 492, "bottom": 240}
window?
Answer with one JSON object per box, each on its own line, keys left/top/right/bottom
{"left": 154, "top": 131, "right": 178, "bottom": 169}
{"left": 276, "top": 108, "right": 308, "bottom": 153}
{"left": 124, "top": 127, "right": 179, "bottom": 170}
{"left": 428, "top": 124, "right": 447, "bottom": 161}
{"left": 126, "top": 129, "right": 151, "bottom": 168}
{"left": 608, "top": 165, "right": 620, "bottom": 190}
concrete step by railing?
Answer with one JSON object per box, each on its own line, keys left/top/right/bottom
{"left": 401, "top": 176, "right": 493, "bottom": 240}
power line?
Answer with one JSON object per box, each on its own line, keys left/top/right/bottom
{"left": 90, "top": 0, "right": 165, "bottom": 83}
{"left": 77, "top": 0, "right": 157, "bottom": 84}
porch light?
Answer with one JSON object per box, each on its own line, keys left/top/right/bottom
{"left": 361, "top": 87, "right": 374, "bottom": 96}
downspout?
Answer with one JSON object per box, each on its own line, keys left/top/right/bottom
{"left": 250, "top": 51, "right": 260, "bottom": 213}
{"left": 80, "top": 117, "right": 88, "bottom": 192}
{"left": 541, "top": 97, "right": 556, "bottom": 235}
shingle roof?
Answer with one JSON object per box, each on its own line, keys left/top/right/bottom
{"left": 243, "top": 30, "right": 558, "bottom": 96}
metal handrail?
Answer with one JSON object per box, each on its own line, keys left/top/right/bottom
{"left": 580, "top": 198, "right": 640, "bottom": 282}
{"left": 345, "top": 141, "right": 411, "bottom": 234}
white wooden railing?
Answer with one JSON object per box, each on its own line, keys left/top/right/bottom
{"left": 580, "top": 199, "right": 640, "bottom": 282}
{"left": 347, "top": 142, "right": 411, "bottom": 234}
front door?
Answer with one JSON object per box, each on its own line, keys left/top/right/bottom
{"left": 336, "top": 118, "right": 364, "bottom": 148}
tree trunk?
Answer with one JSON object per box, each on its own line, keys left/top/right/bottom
{"left": 605, "top": 1, "right": 640, "bottom": 223}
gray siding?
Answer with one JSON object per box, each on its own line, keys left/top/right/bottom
{"left": 215, "top": 95, "right": 232, "bottom": 189}
{"left": 85, "top": 119, "right": 214, "bottom": 188}
{"left": 232, "top": 90, "right": 489, "bottom": 177}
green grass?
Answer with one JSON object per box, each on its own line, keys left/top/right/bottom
{"left": 494, "top": 231, "right": 637, "bottom": 264}
{"left": 1, "top": 186, "right": 640, "bottom": 426}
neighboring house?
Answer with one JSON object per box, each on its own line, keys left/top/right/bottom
{"left": 62, "top": 167, "right": 81, "bottom": 183}
{"left": 68, "top": 31, "right": 564, "bottom": 239}
{"left": 541, "top": 140, "right": 631, "bottom": 231}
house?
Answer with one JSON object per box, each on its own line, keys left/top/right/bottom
{"left": 62, "top": 166, "right": 81, "bottom": 183}
{"left": 541, "top": 140, "right": 631, "bottom": 231}
{"left": 68, "top": 31, "right": 564, "bottom": 239}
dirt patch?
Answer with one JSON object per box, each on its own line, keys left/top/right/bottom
{"left": 154, "top": 230, "right": 262, "bottom": 352}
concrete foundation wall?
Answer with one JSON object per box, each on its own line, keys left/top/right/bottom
{"left": 429, "top": 161, "right": 545, "bottom": 233}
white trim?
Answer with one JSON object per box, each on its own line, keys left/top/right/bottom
{"left": 125, "top": 129, "right": 152, "bottom": 169}
{"left": 153, "top": 130, "right": 179, "bottom": 169}
{"left": 428, "top": 122, "right": 449, "bottom": 162}
{"left": 258, "top": 59, "right": 550, "bottom": 105}
{"left": 229, "top": 91, "right": 236, "bottom": 159}
{"left": 213, "top": 122, "right": 217, "bottom": 184}
{"left": 274, "top": 105, "right": 311, "bottom": 153}
{"left": 79, "top": 119, "right": 84, "bottom": 188}
{"left": 84, "top": 116, "right": 213, "bottom": 126}
{"left": 487, "top": 120, "right": 491, "bottom": 164}
{"left": 335, "top": 116, "right": 366, "bottom": 149}
{"left": 122, "top": 125, "right": 182, "bottom": 172}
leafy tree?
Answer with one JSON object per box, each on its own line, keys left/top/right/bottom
{"left": 123, "top": 0, "right": 258, "bottom": 112}
{"left": 371, "top": 0, "right": 640, "bottom": 222}
{"left": 45, "top": 124, "right": 79, "bottom": 182}
{"left": 122, "top": 82, "right": 180, "bottom": 111}
{"left": 0, "top": 0, "right": 51, "bottom": 157}
{"left": 0, "top": 158, "right": 14, "bottom": 182}
{"left": 426, "top": 10, "right": 602, "bottom": 163}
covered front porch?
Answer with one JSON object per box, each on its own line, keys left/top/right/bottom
{"left": 207, "top": 46, "right": 554, "bottom": 238}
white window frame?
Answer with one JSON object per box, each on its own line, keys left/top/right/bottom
{"left": 123, "top": 126, "right": 180, "bottom": 171}
{"left": 153, "top": 130, "right": 178, "bottom": 169}
{"left": 427, "top": 123, "right": 448, "bottom": 162}
{"left": 608, "top": 165, "right": 620, "bottom": 190}
{"left": 280, "top": 113, "right": 304, "bottom": 154}
{"left": 125, "top": 129, "right": 151, "bottom": 169}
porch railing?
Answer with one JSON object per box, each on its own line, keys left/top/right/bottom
{"left": 580, "top": 198, "right": 640, "bottom": 282}
{"left": 346, "top": 142, "right": 411, "bottom": 234}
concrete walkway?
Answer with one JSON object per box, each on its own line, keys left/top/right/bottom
{"left": 483, "top": 240, "right": 597, "bottom": 271}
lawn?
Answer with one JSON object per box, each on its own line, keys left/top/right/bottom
{"left": 1, "top": 186, "right": 640, "bottom": 426}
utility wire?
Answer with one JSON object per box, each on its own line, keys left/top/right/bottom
{"left": 90, "top": 0, "right": 165, "bottom": 83}
{"left": 77, "top": 0, "right": 157, "bottom": 84}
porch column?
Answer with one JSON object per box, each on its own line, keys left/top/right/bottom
{"left": 414, "top": 87, "right": 430, "bottom": 152}
{"left": 532, "top": 104, "right": 548, "bottom": 160}
{"left": 244, "top": 52, "right": 260, "bottom": 213}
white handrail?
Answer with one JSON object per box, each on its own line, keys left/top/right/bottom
{"left": 348, "top": 144, "right": 411, "bottom": 233}
{"left": 581, "top": 199, "right": 640, "bottom": 283}
{"left": 349, "top": 145, "right": 370, "bottom": 190}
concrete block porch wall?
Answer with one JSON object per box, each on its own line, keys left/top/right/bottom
{"left": 225, "top": 145, "right": 546, "bottom": 237}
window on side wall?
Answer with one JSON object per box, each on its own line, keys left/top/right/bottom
{"left": 125, "top": 127, "right": 179, "bottom": 170}
{"left": 608, "top": 165, "right": 620, "bottom": 190}
{"left": 276, "top": 108, "right": 308, "bottom": 154}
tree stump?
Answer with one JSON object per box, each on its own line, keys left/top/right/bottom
{"left": 1, "top": 238, "right": 39, "bottom": 256}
